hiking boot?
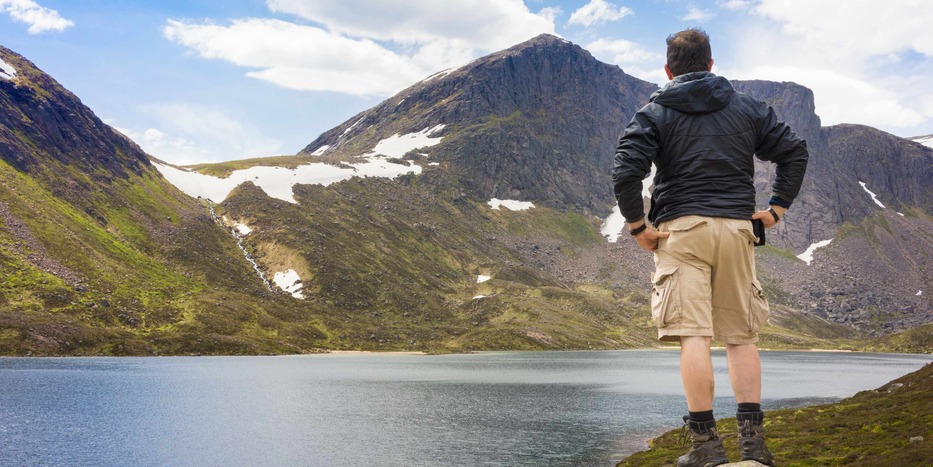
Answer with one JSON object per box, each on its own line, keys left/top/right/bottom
{"left": 737, "top": 411, "right": 775, "bottom": 466}
{"left": 676, "top": 416, "right": 729, "bottom": 467}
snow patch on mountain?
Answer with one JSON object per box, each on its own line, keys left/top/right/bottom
{"left": 364, "top": 125, "right": 445, "bottom": 159}
{"left": 273, "top": 270, "right": 304, "bottom": 299}
{"left": 487, "top": 199, "right": 535, "bottom": 211}
{"left": 798, "top": 239, "right": 833, "bottom": 265}
{"left": 859, "top": 181, "right": 885, "bottom": 208}
{"left": 642, "top": 164, "right": 656, "bottom": 199}
{"left": 0, "top": 57, "right": 16, "bottom": 80}
{"left": 342, "top": 117, "right": 365, "bottom": 136}
{"left": 154, "top": 158, "right": 419, "bottom": 203}
{"left": 310, "top": 145, "right": 330, "bottom": 156}
{"left": 912, "top": 135, "right": 933, "bottom": 149}
{"left": 155, "top": 125, "right": 449, "bottom": 202}
{"left": 601, "top": 206, "right": 627, "bottom": 243}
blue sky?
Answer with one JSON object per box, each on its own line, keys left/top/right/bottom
{"left": 1, "top": 0, "right": 932, "bottom": 165}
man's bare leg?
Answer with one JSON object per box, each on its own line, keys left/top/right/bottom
{"left": 725, "top": 343, "right": 761, "bottom": 403}
{"left": 727, "top": 343, "right": 774, "bottom": 464}
{"left": 680, "top": 336, "right": 714, "bottom": 411}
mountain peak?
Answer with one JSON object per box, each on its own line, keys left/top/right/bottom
{"left": 299, "top": 35, "right": 659, "bottom": 214}
{"left": 486, "top": 33, "right": 583, "bottom": 61}
{"left": 518, "top": 33, "right": 570, "bottom": 47}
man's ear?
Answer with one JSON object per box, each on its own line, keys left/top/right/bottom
{"left": 708, "top": 58, "right": 714, "bottom": 71}
{"left": 664, "top": 64, "right": 674, "bottom": 80}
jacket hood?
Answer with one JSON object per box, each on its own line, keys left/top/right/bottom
{"left": 650, "top": 72, "right": 734, "bottom": 114}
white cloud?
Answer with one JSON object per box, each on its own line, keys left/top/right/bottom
{"left": 0, "top": 0, "right": 73, "bottom": 33}
{"left": 537, "top": 6, "right": 562, "bottom": 24}
{"left": 568, "top": 0, "right": 632, "bottom": 27}
{"left": 587, "top": 37, "right": 661, "bottom": 64}
{"left": 729, "top": 65, "right": 925, "bottom": 129}
{"left": 754, "top": 0, "right": 933, "bottom": 57}
{"left": 724, "top": 1, "right": 933, "bottom": 134}
{"left": 586, "top": 38, "right": 666, "bottom": 84}
{"left": 165, "top": 18, "right": 427, "bottom": 96}
{"left": 719, "top": 0, "right": 752, "bottom": 10}
{"left": 165, "top": 0, "right": 554, "bottom": 96}
{"left": 113, "top": 103, "right": 283, "bottom": 165}
{"left": 681, "top": 6, "right": 715, "bottom": 22}
{"left": 266, "top": 0, "right": 553, "bottom": 48}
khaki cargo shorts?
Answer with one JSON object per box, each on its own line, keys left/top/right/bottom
{"left": 651, "top": 215, "right": 770, "bottom": 344}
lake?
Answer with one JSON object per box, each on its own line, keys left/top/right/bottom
{"left": 0, "top": 350, "right": 928, "bottom": 466}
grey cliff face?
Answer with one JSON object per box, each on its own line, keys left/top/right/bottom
{"left": 0, "top": 47, "right": 150, "bottom": 179}
{"left": 302, "top": 34, "right": 658, "bottom": 215}
{"left": 296, "top": 36, "right": 931, "bottom": 335}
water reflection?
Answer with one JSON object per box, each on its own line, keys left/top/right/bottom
{"left": 0, "top": 351, "right": 928, "bottom": 466}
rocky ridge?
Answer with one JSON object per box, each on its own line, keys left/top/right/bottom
{"left": 288, "top": 35, "right": 932, "bottom": 336}
{"left": 0, "top": 33, "right": 930, "bottom": 354}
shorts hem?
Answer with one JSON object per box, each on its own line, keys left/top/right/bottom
{"left": 714, "top": 334, "right": 760, "bottom": 345}
{"left": 658, "top": 327, "right": 712, "bottom": 342}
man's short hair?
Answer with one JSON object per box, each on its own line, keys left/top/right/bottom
{"left": 666, "top": 28, "right": 712, "bottom": 77}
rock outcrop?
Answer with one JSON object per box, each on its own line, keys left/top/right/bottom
{"left": 301, "top": 34, "right": 658, "bottom": 215}
{"left": 293, "top": 35, "right": 932, "bottom": 336}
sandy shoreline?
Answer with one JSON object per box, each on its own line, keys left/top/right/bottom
{"left": 323, "top": 347, "right": 860, "bottom": 356}
{"left": 326, "top": 350, "right": 427, "bottom": 355}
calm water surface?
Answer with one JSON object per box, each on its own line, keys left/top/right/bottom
{"left": 0, "top": 350, "right": 928, "bottom": 466}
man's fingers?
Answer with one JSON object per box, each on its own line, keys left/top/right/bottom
{"left": 656, "top": 231, "right": 671, "bottom": 238}
{"left": 750, "top": 210, "right": 767, "bottom": 220}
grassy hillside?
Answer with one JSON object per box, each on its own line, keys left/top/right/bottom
{"left": 1, "top": 42, "right": 928, "bottom": 356}
{"left": 216, "top": 173, "right": 662, "bottom": 353}
{"left": 618, "top": 362, "right": 933, "bottom": 466}
{"left": 212, "top": 170, "right": 921, "bottom": 354}
{"left": 0, "top": 153, "right": 339, "bottom": 355}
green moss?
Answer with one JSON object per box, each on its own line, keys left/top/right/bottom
{"left": 186, "top": 155, "right": 311, "bottom": 178}
{"left": 864, "top": 323, "right": 933, "bottom": 353}
{"left": 619, "top": 363, "right": 933, "bottom": 466}
{"left": 496, "top": 206, "right": 602, "bottom": 246}
{"left": 484, "top": 110, "right": 523, "bottom": 128}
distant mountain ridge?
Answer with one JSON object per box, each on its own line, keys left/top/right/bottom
{"left": 0, "top": 34, "right": 930, "bottom": 355}
{"left": 0, "top": 46, "right": 333, "bottom": 355}
{"left": 291, "top": 34, "right": 933, "bottom": 336}
{"left": 301, "top": 34, "right": 659, "bottom": 215}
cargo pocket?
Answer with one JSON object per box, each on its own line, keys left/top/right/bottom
{"left": 666, "top": 217, "right": 708, "bottom": 233}
{"left": 737, "top": 224, "right": 759, "bottom": 246}
{"left": 651, "top": 265, "right": 681, "bottom": 328}
{"left": 748, "top": 280, "right": 770, "bottom": 333}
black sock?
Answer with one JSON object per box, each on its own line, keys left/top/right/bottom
{"left": 689, "top": 410, "right": 715, "bottom": 422}
{"left": 737, "top": 403, "right": 761, "bottom": 413}
{"left": 687, "top": 410, "right": 715, "bottom": 432}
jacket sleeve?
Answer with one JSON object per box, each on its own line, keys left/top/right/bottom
{"left": 612, "top": 109, "right": 658, "bottom": 223}
{"left": 753, "top": 103, "right": 809, "bottom": 204}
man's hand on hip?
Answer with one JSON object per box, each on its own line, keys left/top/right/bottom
{"left": 628, "top": 220, "right": 670, "bottom": 252}
{"left": 751, "top": 205, "right": 787, "bottom": 229}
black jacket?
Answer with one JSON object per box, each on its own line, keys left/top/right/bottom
{"left": 612, "top": 72, "right": 809, "bottom": 225}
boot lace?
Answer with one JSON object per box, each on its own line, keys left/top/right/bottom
{"left": 679, "top": 415, "right": 691, "bottom": 447}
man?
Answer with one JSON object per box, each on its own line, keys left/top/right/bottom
{"left": 612, "top": 28, "right": 808, "bottom": 467}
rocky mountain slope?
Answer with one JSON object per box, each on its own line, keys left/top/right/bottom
{"left": 300, "top": 34, "right": 658, "bottom": 215}
{"left": 225, "top": 34, "right": 932, "bottom": 339}
{"left": 1, "top": 33, "right": 930, "bottom": 355}
{"left": 0, "top": 46, "right": 335, "bottom": 355}
{"left": 175, "top": 34, "right": 929, "bottom": 347}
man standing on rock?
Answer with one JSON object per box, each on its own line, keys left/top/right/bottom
{"left": 612, "top": 28, "right": 808, "bottom": 467}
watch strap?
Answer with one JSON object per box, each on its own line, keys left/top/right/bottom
{"left": 630, "top": 223, "right": 648, "bottom": 236}
{"left": 768, "top": 208, "right": 780, "bottom": 223}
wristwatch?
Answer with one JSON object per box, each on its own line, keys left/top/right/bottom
{"left": 768, "top": 208, "right": 780, "bottom": 223}
{"left": 630, "top": 224, "right": 648, "bottom": 236}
